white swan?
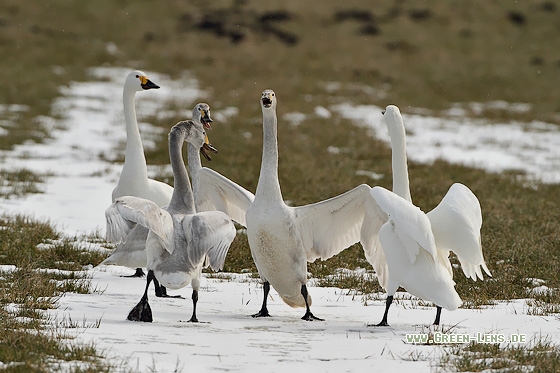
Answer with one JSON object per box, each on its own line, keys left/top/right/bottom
{"left": 105, "top": 119, "right": 236, "bottom": 322}
{"left": 102, "top": 103, "right": 216, "bottom": 274}
{"left": 361, "top": 105, "right": 491, "bottom": 326}
{"left": 112, "top": 70, "right": 173, "bottom": 206}
{"left": 108, "top": 70, "right": 173, "bottom": 278}
{"left": 199, "top": 90, "right": 370, "bottom": 320}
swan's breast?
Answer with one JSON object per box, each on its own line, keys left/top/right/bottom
{"left": 247, "top": 206, "right": 305, "bottom": 279}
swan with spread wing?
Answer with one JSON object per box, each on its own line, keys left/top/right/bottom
{"left": 360, "top": 105, "right": 491, "bottom": 326}
{"left": 105, "top": 119, "right": 236, "bottom": 322}
{"left": 198, "top": 90, "right": 370, "bottom": 320}
{"left": 102, "top": 103, "right": 216, "bottom": 275}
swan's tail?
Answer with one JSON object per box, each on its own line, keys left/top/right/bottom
{"left": 155, "top": 270, "right": 192, "bottom": 290}
{"left": 279, "top": 291, "right": 311, "bottom": 308}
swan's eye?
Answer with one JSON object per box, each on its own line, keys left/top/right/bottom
{"left": 272, "top": 93, "right": 275, "bottom": 96}
{"left": 135, "top": 75, "right": 139, "bottom": 78}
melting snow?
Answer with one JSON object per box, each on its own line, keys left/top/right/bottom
{"left": 0, "top": 68, "right": 558, "bottom": 372}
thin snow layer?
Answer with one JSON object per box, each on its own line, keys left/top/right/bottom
{"left": 335, "top": 103, "right": 560, "bottom": 184}
{"left": 53, "top": 266, "right": 558, "bottom": 373}
{"left": 0, "top": 67, "right": 202, "bottom": 234}
{"left": 0, "top": 68, "right": 558, "bottom": 237}
{"left": 1, "top": 68, "right": 559, "bottom": 371}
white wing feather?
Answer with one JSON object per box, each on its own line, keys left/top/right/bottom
{"left": 427, "top": 183, "right": 491, "bottom": 281}
{"left": 370, "top": 186, "right": 438, "bottom": 263}
{"left": 294, "top": 184, "right": 370, "bottom": 262}
{"left": 101, "top": 224, "right": 149, "bottom": 268}
{"left": 106, "top": 196, "right": 174, "bottom": 253}
{"left": 378, "top": 222, "right": 462, "bottom": 310}
{"left": 360, "top": 195, "right": 389, "bottom": 290}
{"left": 197, "top": 167, "right": 255, "bottom": 226}
{"left": 105, "top": 203, "right": 135, "bottom": 244}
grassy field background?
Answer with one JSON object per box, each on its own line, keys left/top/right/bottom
{"left": 1, "top": 0, "right": 560, "bottom": 371}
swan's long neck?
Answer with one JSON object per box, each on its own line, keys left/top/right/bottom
{"left": 187, "top": 143, "right": 202, "bottom": 208}
{"left": 255, "top": 108, "right": 282, "bottom": 202}
{"left": 389, "top": 121, "right": 412, "bottom": 203}
{"left": 122, "top": 87, "right": 148, "bottom": 181}
{"left": 168, "top": 129, "right": 195, "bottom": 215}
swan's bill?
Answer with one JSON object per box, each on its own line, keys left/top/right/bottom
{"left": 195, "top": 103, "right": 213, "bottom": 130}
{"left": 261, "top": 90, "right": 274, "bottom": 108}
{"left": 200, "top": 144, "right": 217, "bottom": 161}
{"left": 138, "top": 74, "right": 160, "bottom": 90}
{"left": 200, "top": 134, "right": 218, "bottom": 161}
{"left": 201, "top": 110, "right": 213, "bottom": 130}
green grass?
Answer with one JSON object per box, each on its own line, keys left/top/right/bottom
{"left": 526, "top": 289, "right": 560, "bottom": 316}
{"left": 0, "top": 169, "right": 50, "bottom": 199}
{"left": 1, "top": 0, "right": 560, "bottom": 370}
{"left": 437, "top": 336, "right": 560, "bottom": 372}
{"left": 0, "top": 215, "right": 116, "bottom": 372}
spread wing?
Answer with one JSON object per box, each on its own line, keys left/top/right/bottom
{"left": 427, "top": 183, "right": 491, "bottom": 281}
{"left": 293, "top": 184, "right": 371, "bottom": 262}
{"left": 181, "top": 211, "right": 237, "bottom": 271}
{"left": 101, "top": 224, "right": 149, "bottom": 268}
{"left": 196, "top": 167, "right": 255, "bottom": 227}
{"left": 105, "top": 196, "right": 174, "bottom": 253}
{"left": 360, "top": 195, "right": 389, "bottom": 290}
{"left": 370, "top": 186, "right": 438, "bottom": 264}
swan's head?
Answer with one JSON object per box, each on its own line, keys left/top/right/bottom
{"left": 261, "top": 89, "right": 276, "bottom": 110}
{"left": 382, "top": 105, "right": 405, "bottom": 139}
{"left": 125, "top": 70, "right": 160, "bottom": 92}
{"left": 382, "top": 105, "right": 401, "bottom": 117}
{"left": 171, "top": 120, "right": 218, "bottom": 161}
{"left": 193, "top": 103, "right": 213, "bottom": 130}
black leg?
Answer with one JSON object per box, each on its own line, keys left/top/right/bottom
{"left": 374, "top": 295, "right": 393, "bottom": 327}
{"left": 154, "top": 277, "right": 184, "bottom": 299}
{"left": 301, "top": 285, "right": 324, "bottom": 321}
{"left": 122, "top": 268, "right": 145, "bottom": 278}
{"left": 188, "top": 289, "right": 199, "bottom": 322}
{"left": 433, "top": 306, "right": 442, "bottom": 325}
{"left": 127, "top": 270, "right": 154, "bottom": 322}
{"left": 252, "top": 281, "right": 271, "bottom": 317}
{"left": 154, "top": 276, "right": 164, "bottom": 297}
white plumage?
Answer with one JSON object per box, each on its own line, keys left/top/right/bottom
{"left": 111, "top": 70, "right": 173, "bottom": 207}
{"left": 361, "top": 104, "right": 491, "bottom": 326}
{"left": 199, "top": 89, "right": 370, "bottom": 320}
{"left": 104, "top": 70, "right": 173, "bottom": 278}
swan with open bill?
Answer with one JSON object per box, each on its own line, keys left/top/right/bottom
{"left": 102, "top": 103, "right": 217, "bottom": 275}
{"left": 360, "top": 104, "right": 491, "bottom": 326}
{"left": 198, "top": 89, "right": 371, "bottom": 320}
{"left": 105, "top": 119, "right": 236, "bottom": 322}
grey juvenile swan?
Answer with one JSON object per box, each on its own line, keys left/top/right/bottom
{"left": 102, "top": 103, "right": 216, "bottom": 279}
{"left": 105, "top": 119, "right": 236, "bottom": 322}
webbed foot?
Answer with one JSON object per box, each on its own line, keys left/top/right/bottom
{"left": 301, "top": 310, "right": 324, "bottom": 321}
{"left": 122, "top": 268, "right": 145, "bottom": 278}
{"left": 127, "top": 296, "right": 152, "bottom": 322}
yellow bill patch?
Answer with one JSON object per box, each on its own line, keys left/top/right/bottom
{"left": 138, "top": 76, "right": 148, "bottom": 85}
